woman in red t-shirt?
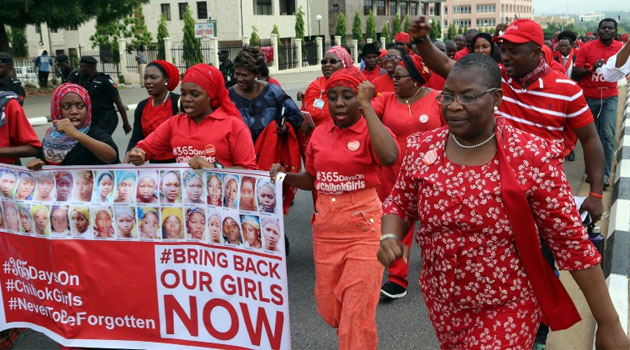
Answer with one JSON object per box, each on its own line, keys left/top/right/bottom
{"left": 372, "top": 46, "right": 406, "bottom": 96}
{"left": 126, "top": 60, "right": 181, "bottom": 163}
{"left": 368, "top": 54, "right": 445, "bottom": 299}
{"left": 127, "top": 64, "right": 257, "bottom": 170}
{"left": 271, "top": 68, "right": 398, "bottom": 350}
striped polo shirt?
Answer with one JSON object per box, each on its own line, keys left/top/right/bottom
{"left": 496, "top": 68, "right": 593, "bottom": 156}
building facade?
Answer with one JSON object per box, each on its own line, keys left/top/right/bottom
{"left": 24, "top": 0, "right": 329, "bottom": 58}
{"left": 426, "top": 0, "right": 533, "bottom": 32}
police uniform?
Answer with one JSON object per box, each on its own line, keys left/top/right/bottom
{"left": 69, "top": 70, "right": 120, "bottom": 135}
{"left": 0, "top": 53, "right": 25, "bottom": 105}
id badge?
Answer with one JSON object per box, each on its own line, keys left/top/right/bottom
{"left": 313, "top": 98, "right": 325, "bottom": 109}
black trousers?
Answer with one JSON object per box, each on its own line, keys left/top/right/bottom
{"left": 37, "top": 71, "right": 49, "bottom": 88}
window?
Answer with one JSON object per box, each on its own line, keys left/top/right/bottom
{"left": 179, "top": 3, "right": 187, "bottom": 20}
{"left": 279, "top": 0, "right": 295, "bottom": 15}
{"left": 197, "top": 1, "right": 208, "bottom": 19}
{"left": 454, "top": 19, "right": 471, "bottom": 27}
{"left": 444, "top": 6, "right": 448, "bottom": 14}
{"left": 364, "top": 0, "right": 373, "bottom": 15}
{"left": 161, "top": 4, "right": 171, "bottom": 20}
{"left": 410, "top": 2, "right": 417, "bottom": 15}
{"left": 255, "top": 0, "right": 272, "bottom": 15}
{"left": 35, "top": 24, "right": 41, "bottom": 34}
{"left": 377, "top": 0, "right": 385, "bottom": 15}
{"left": 454, "top": 5, "right": 471, "bottom": 14}
{"left": 400, "top": 1, "right": 408, "bottom": 17}
{"left": 476, "top": 18, "right": 496, "bottom": 27}
{"left": 433, "top": 3, "right": 439, "bottom": 16}
{"left": 476, "top": 4, "right": 495, "bottom": 13}
{"left": 429, "top": 7, "right": 433, "bottom": 15}
{"left": 389, "top": 0, "right": 397, "bottom": 15}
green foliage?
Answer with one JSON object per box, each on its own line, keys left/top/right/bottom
{"left": 380, "top": 21, "right": 390, "bottom": 42}
{"left": 403, "top": 15, "right": 410, "bottom": 32}
{"left": 250, "top": 25, "right": 261, "bottom": 46}
{"left": 447, "top": 23, "right": 456, "bottom": 40}
{"left": 430, "top": 20, "right": 440, "bottom": 40}
{"left": 294, "top": 6, "right": 305, "bottom": 41}
{"left": 9, "top": 26, "right": 27, "bottom": 57}
{"left": 157, "top": 13, "right": 169, "bottom": 60}
{"left": 352, "top": 11, "right": 362, "bottom": 42}
{"left": 457, "top": 25, "right": 464, "bottom": 34}
{"left": 365, "top": 10, "right": 377, "bottom": 42}
{"left": 89, "top": 21, "right": 122, "bottom": 63}
{"left": 126, "top": 7, "right": 152, "bottom": 49}
{"left": 271, "top": 24, "right": 281, "bottom": 48}
{"left": 488, "top": 27, "right": 495, "bottom": 35}
{"left": 392, "top": 14, "right": 401, "bottom": 36}
{"left": 335, "top": 12, "right": 347, "bottom": 44}
{"left": 182, "top": 5, "right": 203, "bottom": 67}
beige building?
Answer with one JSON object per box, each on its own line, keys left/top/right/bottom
{"left": 534, "top": 15, "right": 574, "bottom": 29}
{"left": 425, "top": 0, "right": 533, "bottom": 32}
{"left": 24, "top": 0, "right": 329, "bottom": 58}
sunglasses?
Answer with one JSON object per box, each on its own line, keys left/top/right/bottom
{"left": 321, "top": 58, "right": 341, "bottom": 65}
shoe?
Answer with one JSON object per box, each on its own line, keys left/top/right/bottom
{"left": 604, "top": 182, "right": 610, "bottom": 190}
{"left": 532, "top": 342, "right": 545, "bottom": 350}
{"left": 380, "top": 281, "right": 407, "bottom": 299}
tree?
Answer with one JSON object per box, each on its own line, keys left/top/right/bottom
{"left": 89, "top": 21, "right": 123, "bottom": 63}
{"left": 429, "top": 20, "right": 438, "bottom": 40}
{"left": 392, "top": 14, "right": 401, "bottom": 37}
{"left": 182, "top": 5, "right": 203, "bottom": 67}
{"left": 126, "top": 6, "right": 152, "bottom": 50}
{"left": 352, "top": 11, "right": 362, "bottom": 42}
{"left": 271, "top": 24, "right": 280, "bottom": 46}
{"left": 294, "top": 6, "right": 305, "bottom": 41}
{"left": 250, "top": 25, "right": 261, "bottom": 46}
{"left": 0, "top": 0, "right": 148, "bottom": 53}
{"left": 403, "top": 14, "right": 410, "bottom": 32}
{"left": 447, "top": 23, "right": 456, "bottom": 40}
{"left": 457, "top": 25, "right": 464, "bottom": 34}
{"left": 157, "top": 13, "right": 169, "bottom": 60}
{"left": 380, "top": 21, "right": 390, "bottom": 42}
{"left": 9, "top": 26, "right": 27, "bottom": 57}
{"left": 365, "top": 10, "right": 377, "bottom": 42}
{"left": 335, "top": 12, "right": 346, "bottom": 45}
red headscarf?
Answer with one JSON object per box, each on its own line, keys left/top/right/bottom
{"left": 181, "top": 64, "right": 241, "bottom": 118}
{"left": 395, "top": 32, "right": 410, "bottom": 43}
{"left": 325, "top": 46, "right": 354, "bottom": 68}
{"left": 399, "top": 54, "right": 432, "bottom": 85}
{"left": 325, "top": 67, "right": 367, "bottom": 95}
{"left": 148, "top": 60, "right": 180, "bottom": 91}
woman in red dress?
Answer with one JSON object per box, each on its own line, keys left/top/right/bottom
{"left": 378, "top": 54, "right": 627, "bottom": 349}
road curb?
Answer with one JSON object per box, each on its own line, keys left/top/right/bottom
{"left": 607, "top": 82, "right": 630, "bottom": 335}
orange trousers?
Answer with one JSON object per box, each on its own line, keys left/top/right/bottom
{"left": 311, "top": 188, "right": 384, "bottom": 350}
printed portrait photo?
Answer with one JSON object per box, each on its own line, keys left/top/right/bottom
{"left": 161, "top": 207, "right": 184, "bottom": 240}
{"left": 14, "top": 172, "right": 36, "bottom": 201}
{"left": 69, "top": 206, "right": 91, "bottom": 237}
{"left": 1, "top": 201, "right": 19, "bottom": 232}
{"left": 257, "top": 179, "right": 276, "bottom": 214}
{"left": 222, "top": 174, "right": 239, "bottom": 209}
{"left": 54, "top": 171, "right": 73, "bottom": 202}
{"left": 185, "top": 207, "right": 206, "bottom": 241}
{"left": 137, "top": 171, "right": 159, "bottom": 204}
{"left": 114, "top": 170, "right": 137, "bottom": 204}
{"left": 114, "top": 206, "right": 137, "bottom": 239}
{"left": 93, "top": 207, "right": 115, "bottom": 239}
{"left": 138, "top": 207, "right": 160, "bottom": 240}
{"left": 241, "top": 215, "right": 262, "bottom": 249}
{"left": 31, "top": 205, "right": 50, "bottom": 236}
{"left": 50, "top": 205, "right": 70, "bottom": 236}
{"left": 206, "top": 172, "right": 223, "bottom": 207}
{"left": 160, "top": 170, "right": 181, "bottom": 204}
{"left": 207, "top": 210, "right": 222, "bottom": 244}
{"left": 183, "top": 170, "right": 205, "bottom": 204}
{"left": 0, "top": 169, "right": 17, "bottom": 199}
{"left": 239, "top": 176, "right": 258, "bottom": 211}
{"left": 73, "top": 170, "right": 94, "bottom": 202}
{"left": 33, "top": 172, "right": 55, "bottom": 202}
{"left": 221, "top": 213, "right": 242, "bottom": 245}
{"left": 18, "top": 204, "right": 33, "bottom": 234}
{"left": 93, "top": 171, "right": 114, "bottom": 203}
{"left": 261, "top": 217, "right": 282, "bottom": 252}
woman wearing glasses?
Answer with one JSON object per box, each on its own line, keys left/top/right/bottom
{"left": 372, "top": 46, "right": 407, "bottom": 96}
{"left": 378, "top": 54, "right": 627, "bottom": 349}
{"left": 367, "top": 54, "right": 445, "bottom": 300}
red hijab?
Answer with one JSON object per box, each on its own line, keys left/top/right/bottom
{"left": 181, "top": 64, "right": 241, "bottom": 118}
{"left": 325, "top": 67, "right": 367, "bottom": 94}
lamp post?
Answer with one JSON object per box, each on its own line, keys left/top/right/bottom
{"left": 316, "top": 14, "right": 322, "bottom": 37}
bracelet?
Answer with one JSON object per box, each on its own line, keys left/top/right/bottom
{"left": 380, "top": 233, "right": 399, "bottom": 242}
{"left": 589, "top": 192, "right": 603, "bottom": 199}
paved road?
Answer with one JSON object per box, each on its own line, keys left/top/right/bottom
{"left": 12, "top": 71, "right": 588, "bottom": 349}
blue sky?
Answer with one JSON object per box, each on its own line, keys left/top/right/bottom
{"left": 533, "top": 0, "right": 629, "bottom": 15}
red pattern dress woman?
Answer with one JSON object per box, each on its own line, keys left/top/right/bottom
{"left": 383, "top": 117, "right": 601, "bottom": 349}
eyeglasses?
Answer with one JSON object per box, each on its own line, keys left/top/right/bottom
{"left": 321, "top": 58, "right": 341, "bottom": 65}
{"left": 436, "top": 88, "right": 500, "bottom": 106}
{"left": 384, "top": 55, "right": 402, "bottom": 60}
{"left": 392, "top": 75, "right": 411, "bottom": 81}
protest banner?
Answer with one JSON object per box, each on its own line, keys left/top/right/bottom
{"left": 0, "top": 163, "right": 290, "bottom": 349}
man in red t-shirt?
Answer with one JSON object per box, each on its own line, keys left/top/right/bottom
{"left": 573, "top": 18, "right": 623, "bottom": 188}
{"left": 360, "top": 43, "right": 386, "bottom": 83}
{"left": 0, "top": 95, "right": 40, "bottom": 165}
{"left": 454, "top": 29, "right": 478, "bottom": 61}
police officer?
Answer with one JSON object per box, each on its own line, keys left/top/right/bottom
{"left": 55, "top": 54, "right": 74, "bottom": 83}
{"left": 0, "top": 52, "right": 25, "bottom": 105}
{"left": 69, "top": 56, "right": 131, "bottom": 135}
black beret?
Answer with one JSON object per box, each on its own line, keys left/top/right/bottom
{"left": 558, "top": 31, "right": 577, "bottom": 43}
{"left": 79, "top": 56, "right": 98, "bottom": 64}
{"left": 0, "top": 52, "right": 13, "bottom": 64}
{"left": 55, "top": 54, "right": 69, "bottom": 63}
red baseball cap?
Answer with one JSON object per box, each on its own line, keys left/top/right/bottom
{"left": 494, "top": 19, "right": 544, "bottom": 47}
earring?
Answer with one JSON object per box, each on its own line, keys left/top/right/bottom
{"left": 493, "top": 106, "right": 499, "bottom": 112}
{"left": 164, "top": 82, "right": 168, "bottom": 86}
{"left": 414, "top": 82, "right": 418, "bottom": 87}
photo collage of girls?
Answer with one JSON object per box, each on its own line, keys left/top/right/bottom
{"left": 0, "top": 167, "right": 283, "bottom": 253}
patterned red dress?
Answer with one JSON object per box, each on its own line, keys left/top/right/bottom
{"left": 383, "top": 117, "right": 601, "bottom": 349}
